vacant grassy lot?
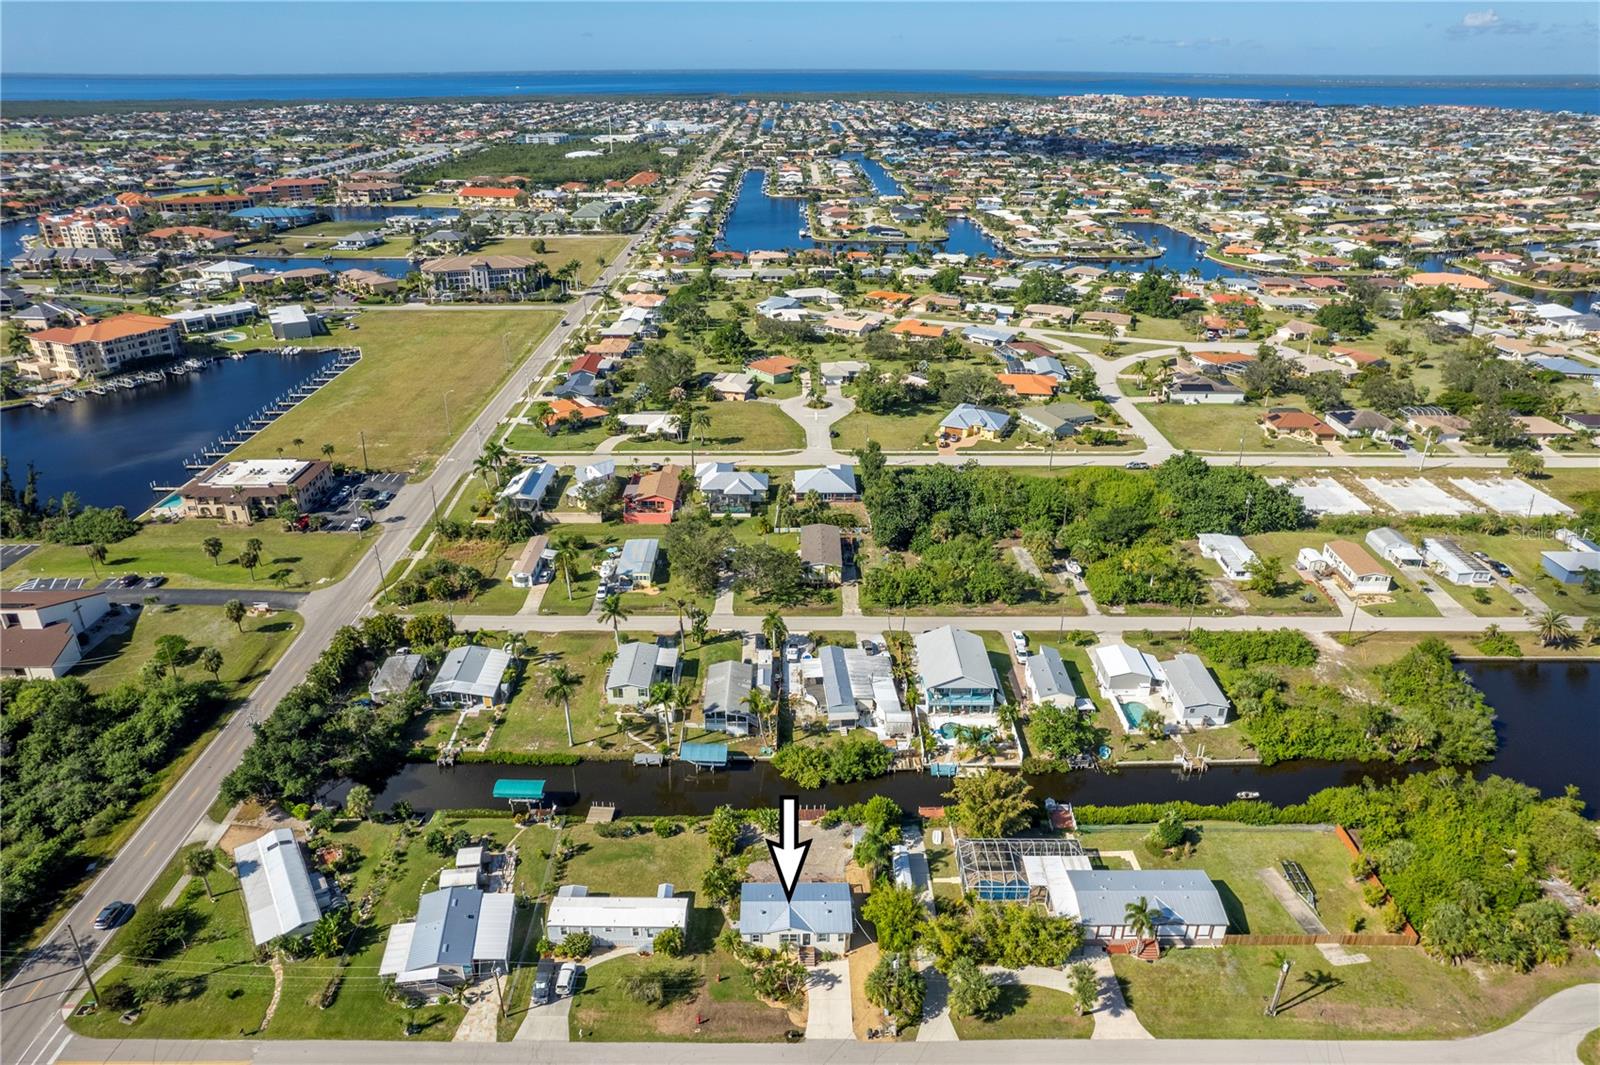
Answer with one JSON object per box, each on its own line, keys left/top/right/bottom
{"left": 832, "top": 402, "right": 944, "bottom": 451}
{"left": 1114, "top": 945, "right": 1600, "bottom": 1040}
{"left": 613, "top": 401, "right": 806, "bottom": 453}
{"left": 1141, "top": 401, "right": 1323, "bottom": 454}
{"left": 250, "top": 220, "right": 414, "bottom": 259}
{"left": 10, "top": 520, "right": 368, "bottom": 590}
{"left": 950, "top": 983, "right": 1093, "bottom": 1039}
{"left": 74, "top": 604, "right": 302, "bottom": 695}
{"left": 491, "top": 632, "right": 640, "bottom": 757}
{"left": 231, "top": 309, "right": 558, "bottom": 475}
{"left": 480, "top": 235, "right": 631, "bottom": 286}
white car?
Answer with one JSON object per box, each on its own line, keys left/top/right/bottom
{"left": 555, "top": 961, "right": 580, "bottom": 997}
{"left": 1010, "top": 631, "right": 1027, "bottom": 656}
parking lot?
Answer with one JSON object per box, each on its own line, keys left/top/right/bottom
{"left": 310, "top": 471, "right": 408, "bottom": 532}
{"left": 0, "top": 543, "right": 39, "bottom": 572}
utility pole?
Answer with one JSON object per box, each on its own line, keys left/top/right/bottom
{"left": 67, "top": 924, "right": 101, "bottom": 1006}
{"left": 1265, "top": 957, "right": 1292, "bottom": 1017}
{"left": 359, "top": 429, "right": 370, "bottom": 472}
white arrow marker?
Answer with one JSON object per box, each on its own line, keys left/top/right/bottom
{"left": 766, "top": 795, "right": 811, "bottom": 902}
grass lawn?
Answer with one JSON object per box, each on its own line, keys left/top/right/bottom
{"left": 950, "top": 983, "right": 1093, "bottom": 1039}
{"left": 1077, "top": 823, "right": 1378, "bottom": 936}
{"left": 1141, "top": 402, "right": 1324, "bottom": 454}
{"left": 1579, "top": 1027, "right": 1600, "bottom": 1065}
{"left": 479, "top": 235, "right": 631, "bottom": 286}
{"left": 1442, "top": 529, "right": 1600, "bottom": 618}
{"left": 10, "top": 521, "right": 367, "bottom": 590}
{"left": 832, "top": 403, "right": 942, "bottom": 451}
{"left": 73, "top": 604, "right": 302, "bottom": 695}
{"left": 613, "top": 402, "right": 805, "bottom": 453}
{"left": 230, "top": 309, "right": 559, "bottom": 475}
{"left": 492, "top": 633, "right": 643, "bottom": 758}
{"left": 1114, "top": 945, "right": 1600, "bottom": 1040}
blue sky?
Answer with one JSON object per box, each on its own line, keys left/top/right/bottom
{"left": 4, "top": 2, "right": 1597, "bottom": 77}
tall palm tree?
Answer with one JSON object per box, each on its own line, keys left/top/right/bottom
{"left": 1535, "top": 608, "right": 1574, "bottom": 648}
{"left": 761, "top": 610, "right": 788, "bottom": 654}
{"left": 742, "top": 687, "right": 774, "bottom": 742}
{"left": 551, "top": 539, "right": 582, "bottom": 601}
{"left": 598, "top": 594, "right": 629, "bottom": 645}
{"left": 542, "top": 664, "right": 581, "bottom": 747}
{"left": 1124, "top": 896, "right": 1157, "bottom": 953}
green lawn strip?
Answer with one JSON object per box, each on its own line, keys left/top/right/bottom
{"left": 73, "top": 605, "right": 302, "bottom": 695}
{"left": 612, "top": 402, "right": 806, "bottom": 453}
{"left": 1113, "top": 946, "right": 1600, "bottom": 1040}
{"left": 832, "top": 404, "right": 943, "bottom": 451}
{"left": 12, "top": 523, "right": 366, "bottom": 590}
{"left": 1076, "top": 823, "right": 1377, "bottom": 936}
{"left": 1140, "top": 401, "right": 1324, "bottom": 454}
{"left": 230, "top": 309, "right": 559, "bottom": 476}
{"left": 949, "top": 983, "right": 1093, "bottom": 1039}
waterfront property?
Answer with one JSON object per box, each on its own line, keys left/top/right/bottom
{"left": 427, "top": 645, "right": 512, "bottom": 709}
{"left": 175, "top": 457, "right": 335, "bottom": 524}
{"left": 605, "top": 639, "right": 678, "bottom": 706}
{"left": 1043, "top": 868, "right": 1229, "bottom": 948}
{"left": 20, "top": 313, "right": 182, "bottom": 381}
{"left": 702, "top": 658, "right": 760, "bottom": 737}
{"left": 232, "top": 828, "right": 336, "bottom": 947}
{"left": 378, "top": 885, "right": 515, "bottom": 995}
{"left": 420, "top": 253, "right": 544, "bottom": 294}
{"left": 737, "top": 881, "right": 852, "bottom": 949}
{"left": 0, "top": 587, "right": 111, "bottom": 679}
{"left": 915, "top": 625, "right": 1003, "bottom": 714}
{"left": 369, "top": 651, "right": 427, "bottom": 702}
{"left": 544, "top": 884, "right": 689, "bottom": 949}
{"left": 1024, "top": 645, "right": 1082, "bottom": 709}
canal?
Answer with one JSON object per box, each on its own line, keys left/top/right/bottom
{"left": 357, "top": 659, "right": 1598, "bottom": 818}
{"left": 2, "top": 348, "right": 342, "bottom": 512}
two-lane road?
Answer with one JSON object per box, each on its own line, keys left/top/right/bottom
{"left": 0, "top": 123, "right": 734, "bottom": 1065}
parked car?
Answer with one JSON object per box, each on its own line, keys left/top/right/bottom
{"left": 140, "top": 575, "right": 167, "bottom": 589}
{"left": 1124, "top": 460, "right": 1150, "bottom": 470}
{"left": 1488, "top": 560, "right": 1512, "bottom": 578}
{"left": 114, "top": 573, "right": 141, "bottom": 588}
{"left": 1010, "top": 630, "right": 1028, "bottom": 656}
{"left": 93, "top": 901, "right": 132, "bottom": 930}
{"left": 556, "top": 961, "right": 580, "bottom": 997}
{"left": 533, "top": 960, "right": 557, "bottom": 1005}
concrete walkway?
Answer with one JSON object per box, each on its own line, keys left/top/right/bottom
{"left": 916, "top": 966, "right": 958, "bottom": 1042}
{"left": 1075, "top": 949, "right": 1152, "bottom": 1040}
{"left": 804, "top": 960, "right": 853, "bottom": 1041}
{"left": 776, "top": 375, "right": 854, "bottom": 456}
{"left": 513, "top": 947, "right": 633, "bottom": 1042}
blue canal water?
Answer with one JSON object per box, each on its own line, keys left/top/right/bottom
{"left": 228, "top": 255, "right": 416, "bottom": 279}
{"left": 5, "top": 71, "right": 1597, "bottom": 112}
{"left": 1, "top": 349, "right": 341, "bottom": 512}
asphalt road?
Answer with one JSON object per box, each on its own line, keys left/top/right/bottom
{"left": 41, "top": 983, "right": 1600, "bottom": 1064}
{"left": 0, "top": 125, "right": 734, "bottom": 1065}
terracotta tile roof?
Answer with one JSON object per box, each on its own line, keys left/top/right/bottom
{"left": 33, "top": 313, "right": 175, "bottom": 345}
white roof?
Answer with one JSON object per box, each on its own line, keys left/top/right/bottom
{"left": 914, "top": 625, "right": 1000, "bottom": 692}
{"left": 1089, "top": 643, "right": 1160, "bottom": 683}
{"left": 201, "top": 458, "right": 311, "bottom": 489}
{"left": 233, "top": 828, "right": 323, "bottom": 946}
{"left": 474, "top": 892, "right": 515, "bottom": 964}
{"left": 546, "top": 893, "right": 690, "bottom": 930}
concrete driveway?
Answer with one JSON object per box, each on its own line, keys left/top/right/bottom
{"left": 805, "top": 960, "right": 853, "bottom": 1041}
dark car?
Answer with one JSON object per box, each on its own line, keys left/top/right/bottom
{"left": 93, "top": 901, "right": 132, "bottom": 930}
{"left": 141, "top": 575, "right": 167, "bottom": 589}
{"left": 1488, "top": 560, "right": 1513, "bottom": 578}
{"left": 533, "top": 959, "right": 557, "bottom": 1006}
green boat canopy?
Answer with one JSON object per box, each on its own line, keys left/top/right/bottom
{"left": 492, "top": 779, "right": 547, "bottom": 800}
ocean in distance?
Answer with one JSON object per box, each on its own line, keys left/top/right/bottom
{"left": 5, "top": 69, "right": 1599, "bottom": 112}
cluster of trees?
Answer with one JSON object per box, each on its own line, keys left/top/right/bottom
{"left": 1123, "top": 268, "right": 1200, "bottom": 319}
{"left": 770, "top": 733, "right": 894, "bottom": 788}
{"left": 220, "top": 612, "right": 447, "bottom": 806}
{"left": 1, "top": 459, "right": 139, "bottom": 544}
{"left": 662, "top": 509, "right": 732, "bottom": 597}
{"left": 409, "top": 139, "right": 688, "bottom": 186}
{"left": 1236, "top": 638, "right": 1497, "bottom": 766}
{"left": 1187, "top": 629, "right": 1319, "bottom": 670}
{"left": 382, "top": 558, "right": 486, "bottom": 606}
{"left": 1028, "top": 702, "right": 1108, "bottom": 761}
{"left": 863, "top": 534, "right": 1039, "bottom": 608}
{"left": 2, "top": 671, "right": 223, "bottom": 940}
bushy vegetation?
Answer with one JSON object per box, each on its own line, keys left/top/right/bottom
{"left": 770, "top": 733, "right": 894, "bottom": 788}
{"left": 382, "top": 558, "right": 487, "bottom": 606}
{"left": 1, "top": 460, "right": 139, "bottom": 544}
{"left": 863, "top": 533, "right": 1039, "bottom": 607}
{"left": 1187, "top": 629, "right": 1318, "bottom": 669}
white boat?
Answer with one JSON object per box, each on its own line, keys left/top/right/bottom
{"left": 60, "top": 391, "right": 79, "bottom": 402}
{"left": 1235, "top": 791, "right": 1261, "bottom": 800}
{"left": 30, "top": 395, "right": 55, "bottom": 408}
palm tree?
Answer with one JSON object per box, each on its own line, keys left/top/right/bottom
{"left": 472, "top": 453, "right": 500, "bottom": 491}
{"left": 551, "top": 539, "right": 582, "bottom": 601}
{"left": 598, "top": 594, "right": 629, "bottom": 645}
{"left": 1124, "top": 896, "right": 1157, "bottom": 954}
{"left": 543, "top": 664, "right": 581, "bottom": 747}
{"left": 1535, "top": 608, "right": 1574, "bottom": 648}
{"left": 742, "top": 687, "right": 774, "bottom": 742}
{"left": 83, "top": 541, "right": 107, "bottom": 577}
{"left": 200, "top": 647, "right": 224, "bottom": 681}
{"left": 1583, "top": 615, "right": 1600, "bottom": 646}
{"left": 761, "top": 610, "right": 788, "bottom": 654}
{"left": 202, "top": 536, "right": 224, "bottom": 566}
{"left": 184, "top": 848, "right": 217, "bottom": 902}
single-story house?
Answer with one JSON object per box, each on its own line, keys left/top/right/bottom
{"left": 1160, "top": 653, "right": 1230, "bottom": 726}
{"left": 1087, "top": 643, "right": 1162, "bottom": 700}
{"left": 798, "top": 523, "right": 846, "bottom": 583}
{"left": 1035, "top": 866, "right": 1228, "bottom": 946}
{"left": 544, "top": 884, "right": 689, "bottom": 949}
{"left": 498, "top": 463, "right": 557, "bottom": 515}
{"left": 1321, "top": 540, "right": 1392, "bottom": 594}
{"left": 369, "top": 652, "right": 427, "bottom": 702}
{"left": 1422, "top": 537, "right": 1493, "bottom": 586}
{"left": 1197, "top": 533, "right": 1258, "bottom": 581}
{"left": 379, "top": 886, "right": 515, "bottom": 995}
{"left": 793, "top": 464, "right": 857, "bottom": 501}
{"left": 1365, "top": 527, "right": 1423, "bottom": 568}
{"left": 605, "top": 640, "right": 678, "bottom": 706}
{"left": 1541, "top": 542, "right": 1600, "bottom": 584}
{"left": 510, "top": 534, "right": 551, "bottom": 589}
{"left": 696, "top": 462, "right": 769, "bottom": 514}
{"left": 427, "top": 645, "right": 512, "bottom": 709}
{"left": 617, "top": 538, "right": 662, "bottom": 587}
{"left": 738, "top": 882, "right": 852, "bottom": 949}
{"left": 1024, "top": 646, "right": 1081, "bottom": 708}
{"left": 233, "top": 828, "right": 336, "bottom": 946}
{"left": 1018, "top": 402, "right": 1097, "bottom": 439}
{"left": 939, "top": 403, "right": 1012, "bottom": 443}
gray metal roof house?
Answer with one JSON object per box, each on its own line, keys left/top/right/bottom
{"left": 1041, "top": 868, "right": 1229, "bottom": 945}
{"left": 738, "top": 882, "right": 853, "bottom": 948}
{"left": 1159, "top": 653, "right": 1230, "bottom": 725}
{"left": 1024, "top": 646, "right": 1080, "bottom": 708}
{"left": 914, "top": 625, "right": 1002, "bottom": 712}
{"left": 605, "top": 640, "right": 676, "bottom": 706}
{"left": 703, "top": 659, "right": 757, "bottom": 737}
{"left": 378, "top": 886, "right": 515, "bottom": 994}
{"left": 427, "top": 645, "right": 512, "bottom": 708}
{"left": 617, "top": 538, "right": 662, "bottom": 587}
{"left": 233, "top": 828, "right": 336, "bottom": 946}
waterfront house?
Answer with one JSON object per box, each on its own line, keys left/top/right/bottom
{"left": 0, "top": 587, "right": 111, "bottom": 680}
{"left": 1024, "top": 646, "right": 1081, "bottom": 709}
{"left": 914, "top": 626, "right": 1002, "bottom": 713}
{"left": 379, "top": 886, "right": 514, "bottom": 995}
{"left": 545, "top": 885, "right": 689, "bottom": 949}
{"left": 1161, "top": 653, "right": 1230, "bottom": 726}
{"left": 369, "top": 652, "right": 427, "bottom": 703}
{"left": 427, "top": 646, "right": 512, "bottom": 710}
{"left": 703, "top": 659, "right": 759, "bottom": 737}
{"left": 233, "top": 828, "right": 337, "bottom": 947}
{"left": 1087, "top": 643, "right": 1161, "bottom": 701}
{"left": 176, "top": 458, "right": 334, "bottom": 525}
{"left": 1422, "top": 537, "right": 1493, "bottom": 586}
{"left": 268, "top": 305, "right": 325, "bottom": 340}
{"left": 738, "top": 882, "right": 853, "bottom": 950}
{"left": 1321, "top": 540, "right": 1393, "bottom": 594}
{"left": 622, "top": 466, "right": 681, "bottom": 524}
{"left": 605, "top": 640, "right": 678, "bottom": 706}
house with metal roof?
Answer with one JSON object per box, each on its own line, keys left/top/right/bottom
{"left": 792, "top": 464, "right": 857, "bottom": 501}
{"left": 617, "top": 538, "right": 662, "bottom": 588}
{"left": 232, "top": 828, "right": 336, "bottom": 947}
{"left": 738, "top": 882, "right": 853, "bottom": 949}
{"left": 427, "top": 645, "right": 512, "bottom": 709}
{"left": 378, "top": 886, "right": 515, "bottom": 995}
{"left": 1422, "top": 537, "right": 1493, "bottom": 586}
{"left": 1024, "top": 646, "right": 1081, "bottom": 708}
{"left": 566, "top": 459, "right": 618, "bottom": 507}
{"left": 545, "top": 884, "right": 690, "bottom": 948}
{"left": 605, "top": 639, "right": 677, "bottom": 706}
{"left": 703, "top": 659, "right": 758, "bottom": 737}
{"left": 939, "top": 403, "right": 1013, "bottom": 443}
{"left": 1086, "top": 643, "right": 1162, "bottom": 700}
{"left": 914, "top": 626, "right": 1002, "bottom": 712}
{"left": 1197, "top": 533, "right": 1258, "bottom": 581}
{"left": 498, "top": 463, "right": 557, "bottom": 515}
{"left": 1037, "top": 868, "right": 1229, "bottom": 946}
{"left": 1159, "top": 653, "right": 1231, "bottom": 726}
{"left": 1365, "top": 527, "right": 1423, "bottom": 568}
{"left": 695, "top": 462, "right": 769, "bottom": 514}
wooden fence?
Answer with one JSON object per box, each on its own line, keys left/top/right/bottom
{"left": 1335, "top": 824, "right": 1421, "bottom": 944}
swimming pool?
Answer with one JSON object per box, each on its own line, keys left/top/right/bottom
{"left": 218, "top": 331, "right": 247, "bottom": 342}
{"left": 1120, "top": 700, "right": 1150, "bottom": 729}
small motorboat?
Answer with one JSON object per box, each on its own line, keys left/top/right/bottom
{"left": 1236, "top": 791, "right": 1261, "bottom": 800}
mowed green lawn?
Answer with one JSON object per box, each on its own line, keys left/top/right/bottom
{"left": 73, "top": 604, "right": 302, "bottom": 695}
{"left": 480, "top": 235, "right": 631, "bottom": 286}
{"left": 613, "top": 401, "right": 806, "bottom": 453}
{"left": 1115, "top": 945, "right": 1600, "bottom": 1040}
{"left": 949, "top": 983, "right": 1093, "bottom": 1039}
{"left": 231, "top": 309, "right": 559, "bottom": 475}
{"left": 1141, "top": 401, "right": 1323, "bottom": 454}
{"left": 10, "top": 521, "right": 368, "bottom": 590}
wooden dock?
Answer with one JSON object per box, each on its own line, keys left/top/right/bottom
{"left": 586, "top": 802, "right": 618, "bottom": 823}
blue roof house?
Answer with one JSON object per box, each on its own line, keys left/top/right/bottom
{"left": 738, "top": 882, "right": 853, "bottom": 949}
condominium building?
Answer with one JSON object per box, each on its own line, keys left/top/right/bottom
{"left": 21, "top": 314, "right": 182, "bottom": 381}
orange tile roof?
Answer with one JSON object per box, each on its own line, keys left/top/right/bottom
{"left": 996, "top": 373, "right": 1059, "bottom": 397}
{"left": 33, "top": 313, "right": 174, "bottom": 345}
{"left": 544, "top": 398, "right": 605, "bottom": 426}
{"left": 889, "top": 319, "right": 947, "bottom": 339}
{"left": 459, "top": 186, "right": 520, "bottom": 199}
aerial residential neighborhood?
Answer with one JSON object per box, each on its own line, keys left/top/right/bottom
{"left": 1, "top": 4, "right": 1599, "bottom": 1065}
